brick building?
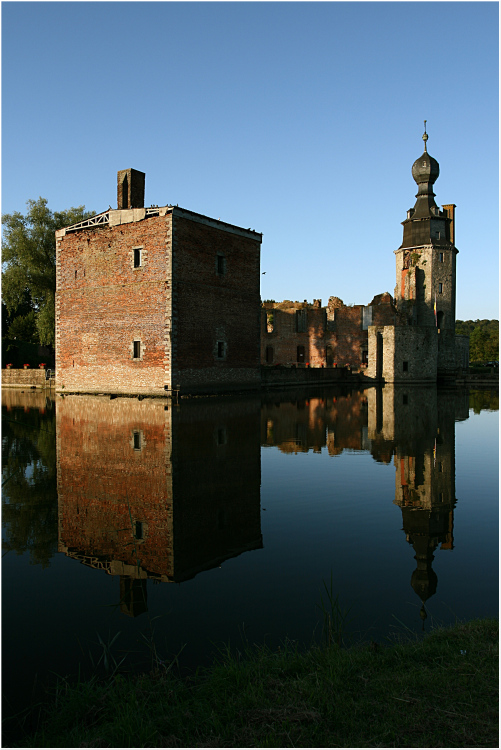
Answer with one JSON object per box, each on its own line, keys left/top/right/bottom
{"left": 55, "top": 169, "right": 262, "bottom": 396}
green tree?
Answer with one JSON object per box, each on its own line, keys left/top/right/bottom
{"left": 2, "top": 198, "right": 93, "bottom": 347}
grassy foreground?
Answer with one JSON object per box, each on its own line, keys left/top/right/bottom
{"left": 14, "top": 619, "right": 499, "bottom": 748}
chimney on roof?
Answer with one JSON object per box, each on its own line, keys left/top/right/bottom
{"left": 117, "top": 169, "right": 145, "bottom": 210}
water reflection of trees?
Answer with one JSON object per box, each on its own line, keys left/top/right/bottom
{"left": 469, "top": 389, "right": 499, "bottom": 414}
{"left": 2, "top": 392, "right": 58, "bottom": 568}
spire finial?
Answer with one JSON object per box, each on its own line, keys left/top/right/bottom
{"left": 422, "top": 120, "right": 428, "bottom": 153}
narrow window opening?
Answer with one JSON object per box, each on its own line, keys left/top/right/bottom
{"left": 217, "top": 255, "right": 226, "bottom": 275}
{"left": 266, "top": 312, "right": 274, "bottom": 333}
{"left": 135, "top": 521, "right": 143, "bottom": 539}
{"left": 439, "top": 252, "right": 444, "bottom": 262}
{"left": 75, "top": 270, "right": 77, "bottom": 279}
{"left": 133, "top": 431, "right": 141, "bottom": 450}
{"left": 266, "top": 345, "right": 274, "bottom": 364}
{"left": 217, "top": 341, "right": 225, "bottom": 359}
{"left": 134, "top": 248, "right": 141, "bottom": 268}
{"left": 297, "top": 345, "right": 305, "bottom": 363}
{"left": 217, "top": 427, "right": 226, "bottom": 445}
{"left": 438, "top": 282, "right": 443, "bottom": 294}
{"left": 133, "top": 340, "right": 141, "bottom": 359}
{"left": 403, "top": 393, "right": 408, "bottom": 405}
{"left": 403, "top": 361, "right": 408, "bottom": 372}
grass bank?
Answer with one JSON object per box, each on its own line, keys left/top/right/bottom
{"left": 12, "top": 619, "right": 499, "bottom": 748}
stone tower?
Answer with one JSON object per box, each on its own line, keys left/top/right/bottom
{"left": 394, "top": 124, "right": 458, "bottom": 375}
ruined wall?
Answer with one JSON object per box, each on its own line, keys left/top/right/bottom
{"left": 56, "top": 215, "right": 171, "bottom": 395}
{"left": 172, "top": 213, "right": 261, "bottom": 393}
{"left": 367, "top": 325, "right": 438, "bottom": 383}
{"left": 261, "top": 296, "right": 398, "bottom": 370}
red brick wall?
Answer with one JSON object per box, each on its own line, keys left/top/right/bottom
{"left": 56, "top": 216, "right": 171, "bottom": 395}
{"left": 261, "top": 299, "right": 399, "bottom": 370}
{"left": 56, "top": 395, "right": 262, "bottom": 582}
{"left": 173, "top": 214, "right": 261, "bottom": 391}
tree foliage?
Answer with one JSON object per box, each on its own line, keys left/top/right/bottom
{"left": 456, "top": 319, "right": 499, "bottom": 363}
{"left": 2, "top": 198, "right": 93, "bottom": 347}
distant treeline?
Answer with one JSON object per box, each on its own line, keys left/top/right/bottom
{"left": 456, "top": 319, "right": 499, "bottom": 362}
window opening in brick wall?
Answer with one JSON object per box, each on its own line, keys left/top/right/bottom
{"left": 403, "top": 393, "right": 408, "bottom": 405}
{"left": 297, "top": 345, "right": 305, "bottom": 363}
{"left": 266, "top": 312, "right": 274, "bottom": 333}
{"left": 133, "top": 431, "right": 142, "bottom": 450}
{"left": 216, "top": 254, "right": 226, "bottom": 276}
{"left": 438, "top": 282, "right": 443, "bottom": 294}
{"left": 134, "top": 248, "right": 141, "bottom": 268}
{"left": 133, "top": 340, "right": 141, "bottom": 359}
{"left": 75, "top": 270, "right": 77, "bottom": 279}
{"left": 403, "top": 361, "right": 408, "bottom": 372}
{"left": 134, "top": 521, "right": 143, "bottom": 540}
{"left": 295, "top": 309, "right": 307, "bottom": 332}
{"left": 266, "top": 346, "right": 273, "bottom": 364}
{"left": 217, "top": 341, "right": 225, "bottom": 359}
{"left": 439, "top": 252, "right": 444, "bottom": 262}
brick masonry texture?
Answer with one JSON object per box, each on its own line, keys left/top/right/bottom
{"left": 261, "top": 294, "right": 399, "bottom": 370}
{"left": 56, "top": 207, "right": 262, "bottom": 396}
{"left": 2, "top": 369, "right": 48, "bottom": 389}
{"left": 56, "top": 395, "right": 262, "bottom": 584}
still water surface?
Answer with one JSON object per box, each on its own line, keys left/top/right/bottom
{"left": 2, "top": 385, "right": 498, "bottom": 725}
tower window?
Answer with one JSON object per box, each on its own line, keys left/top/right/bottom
{"left": 134, "top": 521, "right": 143, "bottom": 540}
{"left": 403, "top": 361, "right": 408, "bottom": 372}
{"left": 438, "top": 283, "right": 443, "bottom": 294}
{"left": 133, "top": 340, "right": 141, "bottom": 359}
{"left": 439, "top": 252, "right": 444, "bottom": 262}
{"left": 217, "top": 341, "right": 225, "bottom": 359}
{"left": 134, "top": 248, "right": 141, "bottom": 268}
{"left": 133, "top": 431, "right": 141, "bottom": 450}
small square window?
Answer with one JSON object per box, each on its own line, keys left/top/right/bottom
{"left": 134, "top": 248, "right": 141, "bottom": 268}
{"left": 133, "top": 340, "right": 141, "bottom": 359}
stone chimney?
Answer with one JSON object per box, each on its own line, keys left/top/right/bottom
{"left": 117, "top": 169, "right": 145, "bottom": 210}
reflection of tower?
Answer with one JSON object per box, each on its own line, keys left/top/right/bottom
{"left": 56, "top": 395, "right": 262, "bottom": 616}
{"left": 368, "top": 385, "right": 457, "bottom": 624}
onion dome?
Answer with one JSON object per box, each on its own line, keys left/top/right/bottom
{"left": 412, "top": 124, "right": 440, "bottom": 186}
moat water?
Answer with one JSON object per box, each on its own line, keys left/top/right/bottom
{"left": 2, "top": 385, "right": 498, "bottom": 738}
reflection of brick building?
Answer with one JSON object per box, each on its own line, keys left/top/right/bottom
{"left": 57, "top": 396, "right": 262, "bottom": 615}
{"left": 55, "top": 169, "right": 262, "bottom": 397}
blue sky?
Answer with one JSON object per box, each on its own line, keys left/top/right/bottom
{"left": 2, "top": 1, "right": 498, "bottom": 320}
